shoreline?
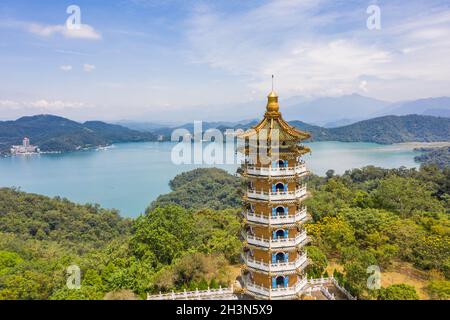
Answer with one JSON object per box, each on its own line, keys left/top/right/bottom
{"left": 2, "top": 140, "right": 449, "bottom": 158}
{"left": 394, "top": 141, "right": 450, "bottom": 148}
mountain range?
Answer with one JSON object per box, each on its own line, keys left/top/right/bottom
{"left": 1, "top": 114, "right": 449, "bottom": 155}
{"left": 0, "top": 115, "right": 156, "bottom": 155}
{"left": 148, "top": 114, "right": 450, "bottom": 145}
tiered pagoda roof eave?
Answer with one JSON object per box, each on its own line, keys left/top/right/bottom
{"left": 238, "top": 115, "right": 311, "bottom": 141}
{"left": 237, "top": 145, "right": 311, "bottom": 157}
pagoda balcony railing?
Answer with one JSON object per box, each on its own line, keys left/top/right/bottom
{"left": 245, "top": 164, "right": 307, "bottom": 177}
{"left": 243, "top": 230, "right": 308, "bottom": 249}
{"left": 247, "top": 185, "right": 307, "bottom": 201}
{"left": 242, "top": 252, "right": 308, "bottom": 273}
{"left": 243, "top": 276, "right": 308, "bottom": 299}
{"left": 244, "top": 207, "right": 308, "bottom": 225}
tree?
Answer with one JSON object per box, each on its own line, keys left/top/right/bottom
{"left": 340, "top": 246, "right": 377, "bottom": 297}
{"left": 0, "top": 251, "right": 23, "bottom": 275}
{"left": 427, "top": 280, "right": 450, "bottom": 300}
{"left": 377, "top": 284, "right": 419, "bottom": 300}
{"left": 150, "top": 168, "right": 241, "bottom": 210}
{"left": 305, "top": 178, "right": 354, "bottom": 221}
{"left": 305, "top": 246, "right": 328, "bottom": 278}
{"left": 306, "top": 216, "right": 356, "bottom": 254}
{"left": 412, "top": 234, "right": 450, "bottom": 275}
{"left": 131, "top": 205, "right": 196, "bottom": 265}
{"left": 371, "top": 176, "right": 444, "bottom": 218}
{"left": 325, "top": 170, "right": 335, "bottom": 180}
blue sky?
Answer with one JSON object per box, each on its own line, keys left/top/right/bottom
{"left": 0, "top": 0, "right": 450, "bottom": 122}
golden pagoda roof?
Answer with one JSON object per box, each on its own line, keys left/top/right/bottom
{"left": 268, "top": 90, "right": 278, "bottom": 98}
{"left": 239, "top": 91, "right": 311, "bottom": 141}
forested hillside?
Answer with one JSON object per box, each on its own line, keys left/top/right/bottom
{"left": 151, "top": 114, "right": 450, "bottom": 144}
{"left": 0, "top": 166, "right": 449, "bottom": 300}
{"left": 318, "top": 115, "right": 450, "bottom": 144}
{"left": 1, "top": 114, "right": 448, "bottom": 156}
{"left": 415, "top": 147, "right": 450, "bottom": 169}
{"left": 304, "top": 165, "right": 449, "bottom": 299}
{"left": 282, "top": 115, "right": 450, "bottom": 144}
{"left": 149, "top": 168, "right": 241, "bottom": 210}
{"left": 0, "top": 115, "right": 156, "bottom": 155}
{"left": 0, "top": 188, "right": 131, "bottom": 245}
{"left": 147, "top": 166, "right": 450, "bottom": 299}
{"left": 0, "top": 188, "right": 132, "bottom": 299}
{"left": 0, "top": 182, "right": 240, "bottom": 299}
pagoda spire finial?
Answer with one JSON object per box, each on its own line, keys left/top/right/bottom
{"left": 266, "top": 75, "right": 279, "bottom": 115}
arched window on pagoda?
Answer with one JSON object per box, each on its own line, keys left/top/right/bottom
{"left": 272, "top": 159, "right": 288, "bottom": 168}
{"left": 273, "top": 229, "right": 288, "bottom": 239}
{"left": 272, "top": 182, "right": 287, "bottom": 192}
{"left": 272, "top": 276, "right": 289, "bottom": 288}
{"left": 272, "top": 251, "right": 289, "bottom": 263}
{"left": 271, "top": 206, "right": 289, "bottom": 217}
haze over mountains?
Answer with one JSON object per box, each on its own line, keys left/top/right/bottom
{"left": 115, "top": 94, "right": 450, "bottom": 127}
{"left": 278, "top": 94, "right": 450, "bottom": 127}
{"left": 280, "top": 94, "right": 389, "bottom": 126}
{"left": 1, "top": 94, "right": 450, "bottom": 155}
{"left": 375, "top": 97, "right": 450, "bottom": 118}
{"left": 2, "top": 94, "right": 450, "bottom": 126}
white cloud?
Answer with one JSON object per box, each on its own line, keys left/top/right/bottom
{"left": 60, "top": 65, "right": 73, "bottom": 72}
{"left": 359, "top": 81, "right": 368, "bottom": 93}
{"left": 0, "top": 100, "right": 21, "bottom": 109}
{"left": 185, "top": 0, "right": 450, "bottom": 100}
{"left": 83, "top": 64, "right": 96, "bottom": 72}
{"left": 29, "top": 100, "right": 86, "bottom": 110}
{"left": 0, "top": 99, "right": 88, "bottom": 111}
{"left": 28, "top": 23, "right": 101, "bottom": 40}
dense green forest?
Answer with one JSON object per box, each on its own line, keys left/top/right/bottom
{"left": 415, "top": 147, "right": 450, "bottom": 169}
{"left": 149, "top": 168, "right": 242, "bottom": 210}
{"left": 0, "top": 115, "right": 156, "bottom": 155}
{"left": 304, "top": 115, "right": 450, "bottom": 144}
{"left": 0, "top": 166, "right": 449, "bottom": 300}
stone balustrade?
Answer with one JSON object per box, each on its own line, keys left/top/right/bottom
{"left": 243, "top": 207, "right": 308, "bottom": 225}
{"left": 247, "top": 185, "right": 307, "bottom": 201}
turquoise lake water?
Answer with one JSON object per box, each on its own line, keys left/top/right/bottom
{"left": 0, "top": 141, "right": 421, "bottom": 217}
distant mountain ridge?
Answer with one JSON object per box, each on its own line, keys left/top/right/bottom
{"left": 148, "top": 114, "right": 450, "bottom": 145}
{"left": 281, "top": 93, "right": 390, "bottom": 125}
{"left": 279, "top": 94, "right": 450, "bottom": 126}
{"left": 378, "top": 97, "right": 450, "bottom": 117}
{"left": 311, "top": 115, "right": 450, "bottom": 144}
{"left": 1, "top": 114, "right": 449, "bottom": 155}
{"left": 0, "top": 115, "right": 156, "bottom": 155}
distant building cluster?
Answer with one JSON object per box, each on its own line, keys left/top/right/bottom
{"left": 11, "top": 137, "right": 40, "bottom": 155}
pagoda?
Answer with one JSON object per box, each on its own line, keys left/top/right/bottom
{"left": 238, "top": 85, "right": 312, "bottom": 300}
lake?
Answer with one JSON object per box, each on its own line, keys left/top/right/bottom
{"left": 0, "top": 141, "right": 421, "bottom": 217}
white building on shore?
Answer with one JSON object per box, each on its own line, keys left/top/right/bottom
{"left": 11, "top": 137, "right": 40, "bottom": 155}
